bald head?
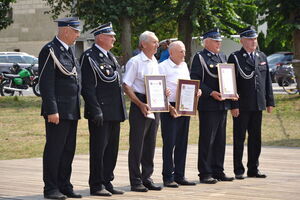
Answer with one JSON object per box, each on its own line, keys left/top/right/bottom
{"left": 169, "top": 41, "right": 186, "bottom": 65}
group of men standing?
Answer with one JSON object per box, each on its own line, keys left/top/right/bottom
{"left": 38, "top": 17, "right": 274, "bottom": 200}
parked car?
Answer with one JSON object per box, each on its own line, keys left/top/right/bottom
{"left": 267, "top": 52, "right": 294, "bottom": 82}
{"left": 0, "top": 52, "right": 38, "bottom": 74}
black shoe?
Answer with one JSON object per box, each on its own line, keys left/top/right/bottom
{"left": 91, "top": 189, "right": 112, "bottom": 196}
{"left": 44, "top": 191, "right": 66, "bottom": 200}
{"left": 163, "top": 181, "right": 179, "bottom": 188}
{"left": 61, "top": 190, "right": 82, "bottom": 198}
{"left": 247, "top": 171, "right": 267, "bottom": 178}
{"left": 200, "top": 177, "right": 218, "bottom": 184}
{"left": 106, "top": 187, "right": 124, "bottom": 195}
{"left": 213, "top": 175, "right": 234, "bottom": 181}
{"left": 143, "top": 181, "right": 162, "bottom": 190}
{"left": 105, "top": 183, "right": 124, "bottom": 195}
{"left": 131, "top": 184, "right": 148, "bottom": 192}
{"left": 175, "top": 178, "right": 196, "bottom": 186}
{"left": 235, "top": 174, "right": 245, "bottom": 180}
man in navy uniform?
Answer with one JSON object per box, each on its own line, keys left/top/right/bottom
{"left": 228, "top": 26, "right": 274, "bottom": 179}
{"left": 190, "top": 28, "right": 234, "bottom": 184}
{"left": 80, "top": 22, "right": 127, "bottom": 196}
{"left": 38, "top": 17, "right": 82, "bottom": 199}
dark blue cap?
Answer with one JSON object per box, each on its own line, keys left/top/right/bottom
{"left": 90, "top": 22, "right": 116, "bottom": 36}
{"left": 54, "top": 17, "right": 80, "bottom": 31}
{"left": 239, "top": 26, "right": 257, "bottom": 38}
{"left": 202, "top": 28, "right": 222, "bottom": 41}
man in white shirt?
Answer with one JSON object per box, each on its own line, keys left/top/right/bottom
{"left": 123, "top": 31, "right": 162, "bottom": 192}
{"left": 158, "top": 41, "right": 200, "bottom": 188}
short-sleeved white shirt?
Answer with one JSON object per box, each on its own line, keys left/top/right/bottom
{"left": 123, "top": 51, "right": 160, "bottom": 94}
{"left": 158, "top": 58, "right": 190, "bottom": 102}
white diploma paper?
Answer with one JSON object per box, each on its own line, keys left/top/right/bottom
{"left": 149, "top": 80, "right": 165, "bottom": 108}
{"left": 179, "top": 84, "right": 195, "bottom": 112}
{"left": 220, "top": 68, "right": 234, "bottom": 94}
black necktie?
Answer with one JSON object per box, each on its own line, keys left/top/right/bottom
{"left": 250, "top": 53, "right": 254, "bottom": 62}
{"left": 68, "top": 47, "right": 73, "bottom": 56}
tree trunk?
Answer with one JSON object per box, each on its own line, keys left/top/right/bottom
{"left": 120, "top": 16, "right": 132, "bottom": 66}
{"left": 292, "top": 28, "right": 300, "bottom": 94}
{"left": 178, "top": 16, "right": 193, "bottom": 68}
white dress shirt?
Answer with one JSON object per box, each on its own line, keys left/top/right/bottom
{"left": 123, "top": 51, "right": 160, "bottom": 94}
{"left": 158, "top": 58, "right": 190, "bottom": 102}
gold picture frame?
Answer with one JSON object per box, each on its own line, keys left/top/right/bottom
{"left": 217, "top": 63, "right": 238, "bottom": 99}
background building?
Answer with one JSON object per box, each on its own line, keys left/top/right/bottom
{"left": 0, "top": 0, "right": 92, "bottom": 58}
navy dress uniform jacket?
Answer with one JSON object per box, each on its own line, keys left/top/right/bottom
{"left": 228, "top": 48, "right": 275, "bottom": 111}
{"left": 38, "top": 37, "right": 81, "bottom": 120}
{"left": 80, "top": 44, "right": 127, "bottom": 122}
{"left": 190, "top": 49, "right": 231, "bottom": 111}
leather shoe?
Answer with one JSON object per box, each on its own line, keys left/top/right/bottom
{"left": 106, "top": 187, "right": 124, "bottom": 195}
{"left": 91, "top": 188, "right": 112, "bottom": 196}
{"left": 143, "top": 181, "right": 162, "bottom": 190}
{"left": 247, "top": 171, "right": 267, "bottom": 178}
{"left": 61, "top": 190, "right": 82, "bottom": 198}
{"left": 131, "top": 184, "right": 148, "bottom": 192}
{"left": 175, "top": 178, "right": 196, "bottom": 186}
{"left": 213, "top": 175, "right": 234, "bottom": 181}
{"left": 44, "top": 191, "right": 66, "bottom": 199}
{"left": 164, "top": 181, "right": 179, "bottom": 188}
{"left": 235, "top": 174, "right": 245, "bottom": 180}
{"left": 200, "top": 177, "right": 218, "bottom": 184}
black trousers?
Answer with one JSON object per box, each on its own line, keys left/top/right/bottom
{"left": 128, "top": 93, "right": 160, "bottom": 186}
{"left": 43, "top": 119, "right": 78, "bottom": 195}
{"left": 161, "top": 110, "right": 190, "bottom": 182}
{"left": 198, "top": 110, "right": 227, "bottom": 179}
{"left": 88, "top": 120, "right": 120, "bottom": 193}
{"left": 233, "top": 111, "right": 262, "bottom": 175}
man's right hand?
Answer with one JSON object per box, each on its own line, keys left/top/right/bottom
{"left": 92, "top": 113, "right": 103, "bottom": 126}
{"left": 138, "top": 102, "right": 151, "bottom": 117}
{"left": 210, "top": 91, "right": 223, "bottom": 101}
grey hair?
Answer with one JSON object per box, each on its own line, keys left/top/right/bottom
{"left": 139, "top": 31, "right": 157, "bottom": 46}
{"left": 168, "top": 40, "right": 184, "bottom": 51}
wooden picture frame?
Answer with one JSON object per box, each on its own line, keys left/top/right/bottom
{"left": 144, "top": 75, "right": 169, "bottom": 112}
{"left": 217, "top": 63, "right": 238, "bottom": 99}
{"left": 175, "top": 79, "right": 200, "bottom": 116}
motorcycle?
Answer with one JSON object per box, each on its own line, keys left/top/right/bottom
{"left": 0, "top": 63, "right": 40, "bottom": 97}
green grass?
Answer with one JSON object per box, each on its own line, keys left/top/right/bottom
{"left": 0, "top": 95, "right": 299, "bottom": 160}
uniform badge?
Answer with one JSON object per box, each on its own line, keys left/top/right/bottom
{"left": 100, "top": 65, "right": 104, "bottom": 70}
{"left": 243, "top": 53, "right": 247, "bottom": 57}
{"left": 99, "top": 53, "right": 104, "bottom": 58}
{"left": 106, "top": 69, "right": 110, "bottom": 75}
{"left": 260, "top": 62, "right": 266, "bottom": 65}
{"left": 256, "top": 52, "right": 259, "bottom": 57}
{"left": 210, "top": 64, "right": 214, "bottom": 68}
{"left": 207, "top": 53, "right": 211, "bottom": 57}
{"left": 60, "top": 46, "right": 64, "bottom": 51}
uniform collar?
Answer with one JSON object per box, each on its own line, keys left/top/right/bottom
{"left": 56, "top": 36, "right": 69, "bottom": 50}
{"left": 95, "top": 44, "right": 108, "bottom": 57}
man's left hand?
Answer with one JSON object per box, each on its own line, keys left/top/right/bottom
{"left": 267, "top": 106, "right": 273, "bottom": 113}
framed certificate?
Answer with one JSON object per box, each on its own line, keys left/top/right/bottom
{"left": 144, "top": 75, "right": 169, "bottom": 112}
{"left": 217, "top": 63, "right": 238, "bottom": 99}
{"left": 175, "top": 79, "right": 200, "bottom": 116}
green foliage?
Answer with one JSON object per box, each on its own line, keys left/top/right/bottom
{"left": 257, "top": 0, "right": 300, "bottom": 54}
{"left": 0, "top": 0, "right": 15, "bottom": 30}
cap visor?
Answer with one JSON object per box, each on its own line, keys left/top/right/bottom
{"left": 102, "top": 31, "right": 116, "bottom": 36}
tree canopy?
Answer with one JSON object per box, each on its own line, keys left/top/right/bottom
{"left": 0, "top": 0, "right": 15, "bottom": 30}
